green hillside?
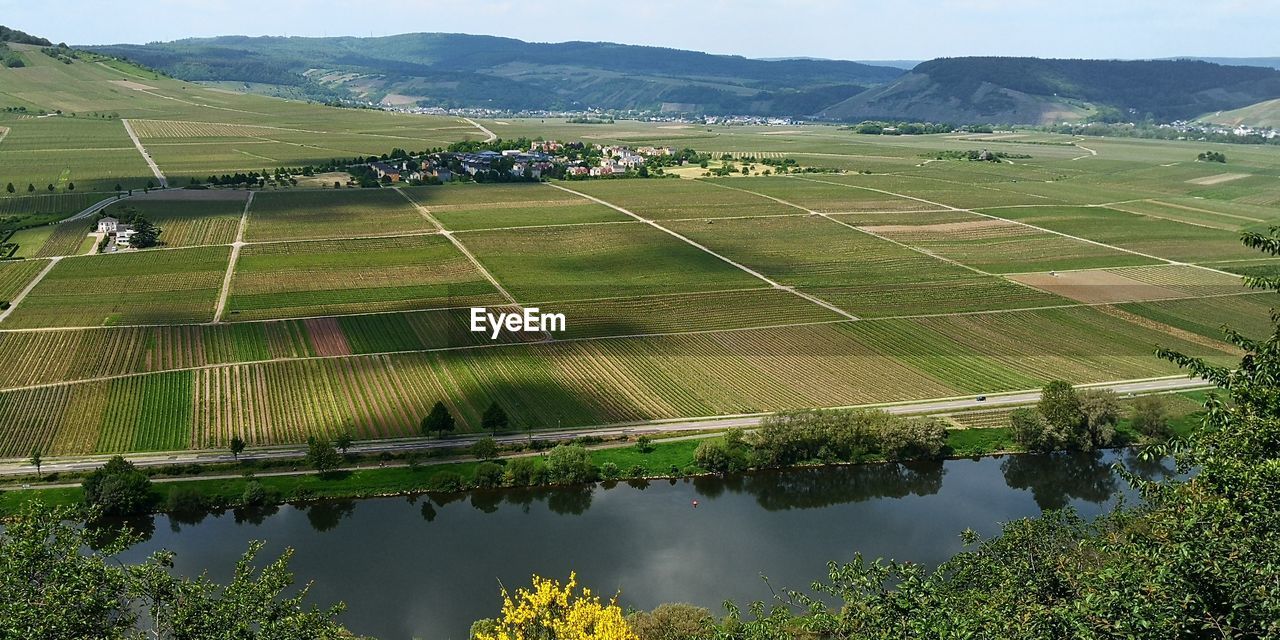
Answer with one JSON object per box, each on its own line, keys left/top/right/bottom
{"left": 86, "top": 33, "right": 905, "bottom": 115}
{"left": 1203, "top": 98, "right": 1280, "bottom": 128}
{"left": 0, "top": 39, "right": 482, "bottom": 199}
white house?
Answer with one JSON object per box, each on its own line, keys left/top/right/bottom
{"left": 96, "top": 216, "right": 120, "bottom": 234}
{"left": 114, "top": 224, "right": 136, "bottom": 247}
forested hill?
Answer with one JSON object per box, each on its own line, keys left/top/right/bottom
{"left": 85, "top": 33, "right": 904, "bottom": 116}
{"left": 0, "top": 25, "right": 52, "bottom": 46}
{"left": 820, "top": 57, "right": 1280, "bottom": 124}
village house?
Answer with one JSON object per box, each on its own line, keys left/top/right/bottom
{"left": 370, "top": 161, "right": 402, "bottom": 182}
{"left": 96, "top": 216, "right": 120, "bottom": 234}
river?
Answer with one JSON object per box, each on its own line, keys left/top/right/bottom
{"left": 117, "top": 450, "right": 1173, "bottom": 639}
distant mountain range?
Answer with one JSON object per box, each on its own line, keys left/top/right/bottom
{"left": 74, "top": 32, "right": 1280, "bottom": 125}
{"left": 820, "top": 57, "right": 1280, "bottom": 125}
{"left": 85, "top": 33, "right": 903, "bottom": 117}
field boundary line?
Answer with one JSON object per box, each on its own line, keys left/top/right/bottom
{"left": 1100, "top": 204, "right": 1232, "bottom": 231}
{"left": 464, "top": 117, "right": 497, "bottom": 142}
{"left": 0, "top": 257, "right": 60, "bottom": 324}
{"left": 700, "top": 179, "right": 1000, "bottom": 278}
{"left": 0, "top": 126, "right": 9, "bottom": 146}
{"left": 451, "top": 219, "right": 641, "bottom": 234}
{"left": 791, "top": 175, "right": 1256, "bottom": 282}
{"left": 121, "top": 119, "right": 167, "bottom": 188}
{"left": 1145, "top": 199, "right": 1267, "bottom": 223}
{"left": 213, "top": 192, "right": 254, "bottom": 323}
{"left": 547, "top": 182, "right": 859, "bottom": 320}
{"left": 395, "top": 187, "right": 522, "bottom": 306}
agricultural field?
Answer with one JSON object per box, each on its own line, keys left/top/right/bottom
{"left": 245, "top": 189, "right": 432, "bottom": 242}
{"left": 985, "top": 205, "right": 1264, "bottom": 263}
{"left": 1, "top": 109, "right": 1278, "bottom": 459}
{"left": 663, "top": 214, "right": 1064, "bottom": 316}
{"left": 404, "top": 183, "right": 628, "bottom": 230}
{"left": 0, "top": 259, "right": 46, "bottom": 302}
{"left": 103, "top": 190, "right": 248, "bottom": 247}
{"left": 226, "top": 234, "right": 504, "bottom": 320}
{"left": 461, "top": 222, "right": 764, "bottom": 301}
{"left": 1, "top": 246, "right": 230, "bottom": 328}
{"left": 566, "top": 179, "right": 799, "bottom": 219}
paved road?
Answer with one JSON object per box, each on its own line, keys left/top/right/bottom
{"left": 0, "top": 376, "right": 1209, "bottom": 477}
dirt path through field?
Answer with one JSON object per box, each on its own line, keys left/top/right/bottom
{"left": 0, "top": 257, "right": 60, "bottom": 324}
{"left": 213, "top": 192, "right": 253, "bottom": 323}
{"left": 547, "top": 183, "right": 860, "bottom": 320}
{"left": 121, "top": 119, "right": 167, "bottom": 188}
{"left": 463, "top": 117, "right": 497, "bottom": 142}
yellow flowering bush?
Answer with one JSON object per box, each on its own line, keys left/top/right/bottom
{"left": 473, "top": 572, "right": 638, "bottom": 640}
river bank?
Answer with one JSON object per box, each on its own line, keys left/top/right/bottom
{"left": 0, "top": 394, "right": 1203, "bottom": 517}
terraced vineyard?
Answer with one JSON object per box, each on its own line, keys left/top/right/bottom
{"left": 1, "top": 112, "right": 1277, "bottom": 458}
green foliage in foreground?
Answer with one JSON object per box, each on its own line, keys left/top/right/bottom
{"left": 0, "top": 502, "right": 355, "bottom": 638}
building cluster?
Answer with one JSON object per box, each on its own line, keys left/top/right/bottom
{"left": 95, "top": 216, "right": 136, "bottom": 249}
{"left": 366, "top": 141, "right": 682, "bottom": 182}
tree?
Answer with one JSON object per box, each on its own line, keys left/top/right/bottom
{"left": 1009, "top": 407, "right": 1053, "bottom": 452}
{"left": 46, "top": 184, "right": 54, "bottom": 192}
{"left": 66, "top": 182, "right": 74, "bottom": 191}
{"left": 28, "top": 448, "right": 41, "bottom": 476}
{"left": 421, "top": 401, "right": 455, "bottom": 438}
{"left": 481, "top": 402, "right": 509, "bottom": 435}
{"left": 1077, "top": 389, "right": 1120, "bottom": 449}
{"left": 0, "top": 502, "right": 353, "bottom": 638}
{"left": 114, "top": 183, "right": 122, "bottom": 192}
{"left": 126, "top": 217, "right": 160, "bottom": 248}
{"left": 81, "top": 456, "right": 152, "bottom": 517}
{"left": 1130, "top": 394, "right": 1172, "bottom": 440}
{"left": 634, "top": 435, "right": 653, "bottom": 453}
{"left": 334, "top": 431, "right": 354, "bottom": 455}
{"left": 1038, "top": 380, "right": 1087, "bottom": 449}
{"left": 26, "top": 183, "right": 33, "bottom": 193}
{"left": 229, "top": 435, "right": 245, "bottom": 461}
{"left": 4, "top": 183, "right": 12, "bottom": 194}
{"left": 304, "top": 437, "right": 342, "bottom": 475}
{"left": 628, "top": 603, "right": 714, "bottom": 640}
{"left": 470, "top": 436, "right": 499, "bottom": 461}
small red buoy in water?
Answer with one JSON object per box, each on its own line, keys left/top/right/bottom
{"left": 692, "top": 500, "right": 699, "bottom": 508}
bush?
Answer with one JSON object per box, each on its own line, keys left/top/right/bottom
{"left": 628, "top": 603, "right": 715, "bottom": 640}
{"left": 634, "top": 435, "right": 653, "bottom": 453}
{"left": 470, "top": 437, "right": 499, "bottom": 461}
{"left": 426, "top": 470, "right": 465, "bottom": 493}
{"left": 474, "top": 462, "right": 504, "bottom": 488}
{"left": 503, "top": 457, "right": 541, "bottom": 486}
{"left": 241, "top": 480, "right": 268, "bottom": 506}
{"left": 165, "top": 485, "right": 207, "bottom": 514}
{"left": 545, "top": 445, "right": 596, "bottom": 485}
{"left": 1010, "top": 407, "right": 1053, "bottom": 452}
{"left": 694, "top": 430, "right": 751, "bottom": 473}
{"left": 600, "top": 461, "right": 621, "bottom": 480}
{"left": 627, "top": 464, "right": 648, "bottom": 478}
{"left": 1130, "top": 395, "right": 1173, "bottom": 440}
{"left": 876, "top": 417, "right": 948, "bottom": 460}
{"left": 82, "top": 456, "right": 152, "bottom": 517}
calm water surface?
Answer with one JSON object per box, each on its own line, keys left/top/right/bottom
{"left": 118, "top": 450, "right": 1171, "bottom": 639}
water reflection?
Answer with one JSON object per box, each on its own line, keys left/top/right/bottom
{"left": 704, "top": 461, "right": 946, "bottom": 511}
{"left": 112, "top": 451, "right": 1169, "bottom": 639}
{"left": 1001, "top": 451, "right": 1116, "bottom": 510}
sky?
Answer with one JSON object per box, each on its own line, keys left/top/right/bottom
{"left": 1, "top": 0, "right": 1276, "bottom": 60}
